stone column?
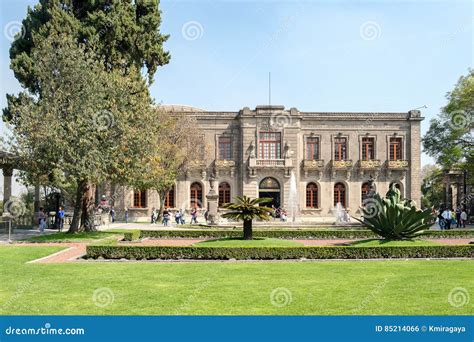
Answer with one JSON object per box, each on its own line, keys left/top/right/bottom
{"left": 2, "top": 165, "right": 13, "bottom": 205}
{"left": 408, "top": 115, "right": 422, "bottom": 207}
{"left": 206, "top": 175, "right": 219, "bottom": 225}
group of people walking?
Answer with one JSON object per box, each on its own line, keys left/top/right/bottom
{"left": 150, "top": 208, "right": 203, "bottom": 226}
{"left": 437, "top": 207, "right": 468, "bottom": 229}
{"left": 36, "top": 206, "right": 65, "bottom": 233}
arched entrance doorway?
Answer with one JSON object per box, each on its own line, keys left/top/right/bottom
{"left": 259, "top": 177, "right": 281, "bottom": 208}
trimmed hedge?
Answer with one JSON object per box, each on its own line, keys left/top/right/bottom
{"left": 123, "top": 230, "right": 141, "bottom": 241}
{"left": 86, "top": 244, "right": 473, "bottom": 260}
{"left": 137, "top": 229, "right": 474, "bottom": 240}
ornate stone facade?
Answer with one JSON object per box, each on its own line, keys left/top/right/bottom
{"left": 111, "top": 105, "right": 423, "bottom": 222}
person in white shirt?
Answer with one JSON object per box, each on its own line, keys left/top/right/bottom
{"left": 441, "top": 208, "right": 452, "bottom": 230}
{"left": 460, "top": 210, "right": 468, "bottom": 228}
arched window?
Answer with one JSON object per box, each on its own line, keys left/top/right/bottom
{"left": 190, "top": 182, "right": 203, "bottom": 208}
{"left": 218, "top": 182, "right": 231, "bottom": 206}
{"left": 133, "top": 190, "right": 147, "bottom": 208}
{"left": 164, "top": 187, "right": 175, "bottom": 208}
{"left": 361, "top": 182, "right": 370, "bottom": 203}
{"left": 334, "top": 183, "right": 346, "bottom": 207}
{"left": 306, "top": 183, "right": 318, "bottom": 208}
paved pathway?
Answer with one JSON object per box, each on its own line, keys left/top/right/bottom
{"left": 4, "top": 242, "right": 87, "bottom": 263}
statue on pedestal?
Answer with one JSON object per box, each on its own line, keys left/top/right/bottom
{"left": 206, "top": 172, "right": 219, "bottom": 225}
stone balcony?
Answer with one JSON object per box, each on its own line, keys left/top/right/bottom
{"left": 302, "top": 159, "right": 325, "bottom": 179}
{"left": 358, "top": 160, "right": 382, "bottom": 178}
{"left": 359, "top": 159, "right": 382, "bottom": 169}
{"left": 248, "top": 157, "right": 293, "bottom": 177}
{"left": 387, "top": 160, "right": 409, "bottom": 170}
{"left": 302, "top": 159, "right": 325, "bottom": 170}
{"left": 215, "top": 159, "right": 236, "bottom": 177}
{"left": 186, "top": 160, "right": 207, "bottom": 178}
{"left": 330, "top": 160, "right": 353, "bottom": 179}
{"left": 249, "top": 158, "right": 292, "bottom": 168}
{"left": 331, "top": 159, "right": 353, "bottom": 169}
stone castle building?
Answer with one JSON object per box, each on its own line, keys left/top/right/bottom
{"left": 108, "top": 104, "right": 423, "bottom": 223}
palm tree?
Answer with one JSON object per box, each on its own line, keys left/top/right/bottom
{"left": 221, "top": 196, "right": 273, "bottom": 240}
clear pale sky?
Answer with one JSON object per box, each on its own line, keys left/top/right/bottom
{"left": 0, "top": 0, "right": 472, "bottom": 194}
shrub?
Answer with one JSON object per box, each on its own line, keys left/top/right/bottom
{"left": 355, "top": 185, "right": 433, "bottom": 239}
{"left": 86, "top": 244, "right": 473, "bottom": 260}
{"left": 123, "top": 230, "right": 141, "bottom": 241}
{"left": 138, "top": 229, "right": 474, "bottom": 240}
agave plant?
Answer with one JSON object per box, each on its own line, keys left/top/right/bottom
{"left": 221, "top": 196, "right": 273, "bottom": 240}
{"left": 354, "top": 184, "right": 434, "bottom": 240}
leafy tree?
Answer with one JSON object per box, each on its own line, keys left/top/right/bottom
{"left": 5, "top": 33, "right": 158, "bottom": 232}
{"left": 136, "top": 109, "right": 205, "bottom": 219}
{"left": 420, "top": 165, "right": 444, "bottom": 210}
{"left": 3, "top": 0, "right": 170, "bottom": 229}
{"left": 422, "top": 69, "right": 473, "bottom": 181}
{"left": 221, "top": 196, "right": 273, "bottom": 240}
{"left": 5, "top": 0, "right": 169, "bottom": 102}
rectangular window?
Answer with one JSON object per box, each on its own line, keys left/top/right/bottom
{"left": 218, "top": 137, "right": 232, "bottom": 160}
{"left": 133, "top": 190, "right": 147, "bottom": 208}
{"left": 306, "top": 137, "right": 320, "bottom": 160}
{"left": 259, "top": 132, "right": 281, "bottom": 159}
{"left": 361, "top": 137, "right": 375, "bottom": 161}
{"left": 389, "top": 137, "right": 403, "bottom": 161}
{"left": 164, "top": 188, "right": 174, "bottom": 208}
{"left": 334, "top": 137, "right": 347, "bottom": 161}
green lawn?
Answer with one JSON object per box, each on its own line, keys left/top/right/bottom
{"left": 26, "top": 231, "right": 121, "bottom": 243}
{"left": 0, "top": 246, "right": 472, "bottom": 315}
{"left": 350, "top": 239, "right": 442, "bottom": 247}
{"left": 194, "top": 237, "right": 303, "bottom": 247}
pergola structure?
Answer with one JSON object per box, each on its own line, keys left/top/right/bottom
{"left": 442, "top": 168, "right": 473, "bottom": 220}
{"left": 1, "top": 149, "right": 40, "bottom": 216}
